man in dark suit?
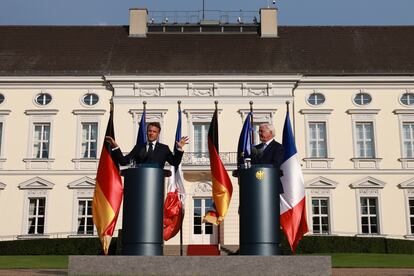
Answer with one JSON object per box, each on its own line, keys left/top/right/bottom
{"left": 106, "top": 122, "right": 188, "bottom": 169}
{"left": 251, "top": 123, "right": 284, "bottom": 168}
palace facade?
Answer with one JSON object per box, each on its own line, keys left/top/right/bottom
{"left": 0, "top": 8, "right": 414, "bottom": 253}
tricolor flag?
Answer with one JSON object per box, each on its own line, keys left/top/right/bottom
{"left": 163, "top": 106, "right": 186, "bottom": 241}
{"left": 203, "top": 108, "right": 233, "bottom": 225}
{"left": 237, "top": 112, "right": 253, "bottom": 166}
{"left": 280, "top": 110, "right": 309, "bottom": 253}
{"left": 92, "top": 108, "right": 123, "bottom": 255}
{"left": 137, "top": 110, "right": 147, "bottom": 145}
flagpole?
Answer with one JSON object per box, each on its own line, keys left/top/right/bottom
{"left": 143, "top": 100, "right": 147, "bottom": 113}
{"left": 286, "top": 100, "right": 295, "bottom": 139}
{"left": 177, "top": 100, "right": 184, "bottom": 257}
{"left": 214, "top": 100, "right": 221, "bottom": 253}
{"left": 249, "top": 101, "right": 254, "bottom": 145}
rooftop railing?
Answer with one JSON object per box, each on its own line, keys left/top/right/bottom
{"left": 148, "top": 10, "right": 259, "bottom": 25}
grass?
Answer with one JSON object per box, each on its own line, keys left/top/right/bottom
{"left": 0, "top": 254, "right": 413, "bottom": 269}
{"left": 0, "top": 256, "right": 68, "bottom": 269}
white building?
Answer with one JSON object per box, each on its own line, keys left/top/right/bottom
{"left": 0, "top": 8, "right": 414, "bottom": 253}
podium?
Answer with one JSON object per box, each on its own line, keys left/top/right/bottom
{"left": 121, "top": 165, "right": 165, "bottom": 256}
{"left": 239, "top": 165, "right": 281, "bottom": 255}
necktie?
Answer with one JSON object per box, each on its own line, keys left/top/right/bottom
{"left": 259, "top": 142, "right": 266, "bottom": 154}
{"left": 147, "top": 142, "right": 154, "bottom": 161}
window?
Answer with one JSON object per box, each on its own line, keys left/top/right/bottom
{"left": 77, "top": 199, "right": 94, "bottom": 235}
{"left": 81, "top": 123, "right": 98, "bottom": 158}
{"left": 409, "top": 198, "right": 414, "bottom": 235}
{"left": 0, "top": 93, "right": 4, "bottom": 105}
{"left": 35, "top": 93, "right": 52, "bottom": 106}
{"left": 252, "top": 123, "right": 260, "bottom": 145}
{"left": 194, "top": 123, "right": 209, "bottom": 158}
{"left": 354, "top": 92, "right": 372, "bottom": 106}
{"left": 402, "top": 123, "right": 414, "bottom": 158}
{"left": 308, "top": 122, "right": 327, "bottom": 158}
{"left": 401, "top": 93, "right": 414, "bottom": 106}
{"left": 355, "top": 122, "right": 375, "bottom": 158}
{"left": 28, "top": 198, "right": 46, "bottom": 234}
{"left": 307, "top": 93, "right": 325, "bottom": 106}
{"left": 82, "top": 93, "right": 99, "bottom": 106}
{"left": 311, "top": 198, "right": 330, "bottom": 234}
{"left": 360, "top": 197, "right": 379, "bottom": 234}
{"left": 33, "top": 123, "right": 50, "bottom": 158}
{"left": 193, "top": 198, "right": 213, "bottom": 235}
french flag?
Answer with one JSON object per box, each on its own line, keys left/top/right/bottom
{"left": 163, "top": 106, "right": 186, "bottom": 241}
{"left": 280, "top": 110, "right": 309, "bottom": 253}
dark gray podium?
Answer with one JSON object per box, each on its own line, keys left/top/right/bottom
{"left": 239, "top": 165, "right": 281, "bottom": 255}
{"left": 121, "top": 165, "right": 164, "bottom": 256}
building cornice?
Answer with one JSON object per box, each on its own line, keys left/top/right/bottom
{"left": 300, "top": 109, "right": 334, "bottom": 114}
{"left": 0, "top": 76, "right": 104, "bottom": 83}
{"left": 299, "top": 76, "right": 414, "bottom": 83}
{"left": 105, "top": 75, "right": 302, "bottom": 82}
{"left": 72, "top": 109, "right": 106, "bottom": 115}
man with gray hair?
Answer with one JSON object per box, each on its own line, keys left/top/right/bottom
{"left": 251, "top": 123, "right": 284, "bottom": 169}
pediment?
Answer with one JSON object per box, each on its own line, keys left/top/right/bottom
{"left": 67, "top": 176, "right": 96, "bottom": 189}
{"left": 18, "top": 177, "right": 54, "bottom": 190}
{"left": 0, "top": 182, "right": 6, "bottom": 190}
{"left": 350, "top": 176, "right": 385, "bottom": 189}
{"left": 305, "top": 176, "right": 338, "bottom": 189}
{"left": 192, "top": 182, "right": 212, "bottom": 195}
{"left": 398, "top": 177, "right": 414, "bottom": 189}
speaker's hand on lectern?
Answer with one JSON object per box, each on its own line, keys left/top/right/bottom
{"left": 176, "top": 136, "right": 189, "bottom": 151}
{"left": 105, "top": 136, "right": 119, "bottom": 148}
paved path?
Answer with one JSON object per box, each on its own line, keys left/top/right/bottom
{"left": 1, "top": 268, "right": 414, "bottom": 275}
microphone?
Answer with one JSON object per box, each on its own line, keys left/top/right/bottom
{"left": 251, "top": 147, "right": 262, "bottom": 159}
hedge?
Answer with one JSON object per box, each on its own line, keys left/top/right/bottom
{"left": 0, "top": 235, "right": 413, "bottom": 255}
{"left": 280, "top": 235, "right": 414, "bottom": 255}
{"left": 0, "top": 237, "right": 117, "bottom": 255}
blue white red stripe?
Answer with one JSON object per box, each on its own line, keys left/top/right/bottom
{"left": 280, "top": 110, "right": 308, "bottom": 253}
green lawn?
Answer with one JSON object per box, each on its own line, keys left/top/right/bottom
{"left": 0, "top": 256, "right": 68, "bottom": 269}
{"left": 0, "top": 254, "right": 414, "bottom": 269}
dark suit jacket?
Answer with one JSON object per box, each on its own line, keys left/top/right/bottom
{"left": 113, "top": 142, "right": 183, "bottom": 169}
{"left": 251, "top": 139, "right": 285, "bottom": 169}
{"left": 251, "top": 139, "right": 285, "bottom": 194}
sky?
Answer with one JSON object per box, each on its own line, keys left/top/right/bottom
{"left": 0, "top": 0, "right": 414, "bottom": 26}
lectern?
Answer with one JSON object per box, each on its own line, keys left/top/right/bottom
{"left": 121, "top": 164, "right": 165, "bottom": 255}
{"left": 239, "top": 165, "right": 281, "bottom": 255}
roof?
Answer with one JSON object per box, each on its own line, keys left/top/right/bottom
{"left": 1, "top": 25, "right": 414, "bottom": 76}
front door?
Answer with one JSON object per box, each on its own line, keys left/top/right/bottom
{"left": 190, "top": 198, "right": 218, "bottom": 244}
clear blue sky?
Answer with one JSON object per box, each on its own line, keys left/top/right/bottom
{"left": 1, "top": 0, "right": 414, "bottom": 25}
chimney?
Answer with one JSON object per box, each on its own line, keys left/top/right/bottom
{"left": 129, "top": 8, "right": 147, "bottom": 37}
{"left": 260, "top": 8, "right": 278, "bottom": 38}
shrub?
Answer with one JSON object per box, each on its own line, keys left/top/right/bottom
{"left": 0, "top": 237, "right": 117, "bottom": 255}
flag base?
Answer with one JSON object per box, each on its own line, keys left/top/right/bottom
{"left": 122, "top": 243, "right": 163, "bottom": 256}
{"left": 239, "top": 243, "right": 280, "bottom": 256}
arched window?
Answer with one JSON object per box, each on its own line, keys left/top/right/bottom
{"left": 82, "top": 93, "right": 99, "bottom": 106}
{"left": 354, "top": 92, "right": 372, "bottom": 106}
{"left": 307, "top": 93, "right": 325, "bottom": 106}
{"left": 35, "top": 93, "right": 52, "bottom": 106}
{"left": 400, "top": 92, "right": 414, "bottom": 106}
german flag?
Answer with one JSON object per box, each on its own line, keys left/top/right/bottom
{"left": 203, "top": 108, "right": 233, "bottom": 225}
{"left": 92, "top": 107, "right": 123, "bottom": 255}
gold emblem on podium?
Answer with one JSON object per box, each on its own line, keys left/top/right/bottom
{"left": 255, "top": 170, "right": 265, "bottom": 180}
